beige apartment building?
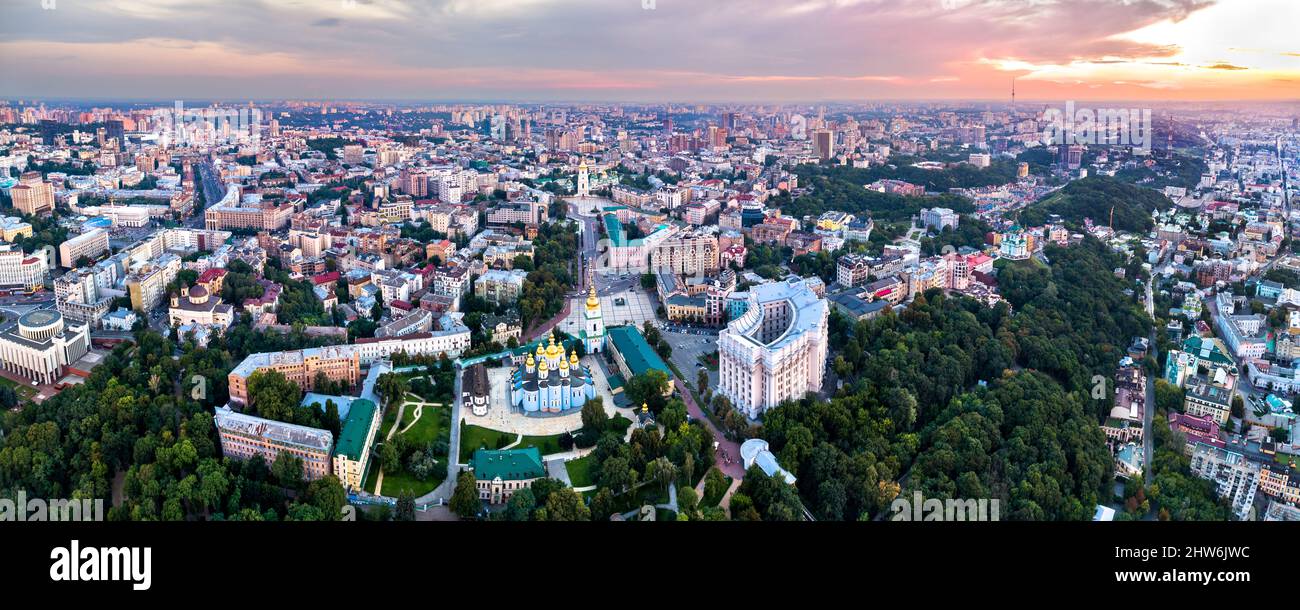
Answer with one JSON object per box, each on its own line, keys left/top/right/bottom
{"left": 228, "top": 345, "right": 361, "bottom": 405}
{"left": 214, "top": 406, "right": 334, "bottom": 480}
{"left": 11, "top": 172, "right": 54, "bottom": 216}
{"left": 650, "top": 229, "right": 720, "bottom": 276}
{"left": 59, "top": 229, "right": 110, "bottom": 268}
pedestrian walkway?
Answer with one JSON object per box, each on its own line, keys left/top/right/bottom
{"left": 675, "top": 379, "right": 745, "bottom": 479}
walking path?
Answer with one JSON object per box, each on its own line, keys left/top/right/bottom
{"left": 412, "top": 363, "right": 463, "bottom": 507}
{"left": 398, "top": 405, "right": 425, "bottom": 436}
{"left": 675, "top": 379, "right": 745, "bottom": 479}
{"left": 524, "top": 299, "right": 572, "bottom": 343}
{"left": 385, "top": 402, "right": 406, "bottom": 441}
{"left": 655, "top": 483, "right": 679, "bottom": 513}
{"left": 718, "top": 479, "right": 743, "bottom": 517}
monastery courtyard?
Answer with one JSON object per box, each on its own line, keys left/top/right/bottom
{"left": 461, "top": 354, "right": 630, "bottom": 437}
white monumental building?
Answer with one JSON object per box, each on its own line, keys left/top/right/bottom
{"left": 717, "top": 277, "right": 829, "bottom": 419}
{"left": 0, "top": 310, "right": 91, "bottom": 385}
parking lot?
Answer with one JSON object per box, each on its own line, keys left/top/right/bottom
{"left": 661, "top": 327, "right": 719, "bottom": 390}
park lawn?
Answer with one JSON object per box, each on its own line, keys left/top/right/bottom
{"left": 370, "top": 404, "right": 452, "bottom": 498}
{"left": 401, "top": 404, "right": 449, "bottom": 447}
{"left": 518, "top": 433, "right": 564, "bottom": 456}
{"left": 459, "top": 423, "right": 516, "bottom": 461}
{"left": 379, "top": 406, "right": 400, "bottom": 440}
{"left": 458, "top": 423, "right": 567, "bottom": 461}
{"left": 376, "top": 468, "right": 442, "bottom": 498}
{"left": 634, "top": 484, "right": 669, "bottom": 507}
{"left": 0, "top": 375, "right": 37, "bottom": 403}
{"left": 362, "top": 461, "right": 379, "bottom": 494}
{"left": 565, "top": 455, "right": 594, "bottom": 488}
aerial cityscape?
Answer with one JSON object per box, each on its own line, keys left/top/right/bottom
{"left": 0, "top": 0, "right": 1298, "bottom": 542}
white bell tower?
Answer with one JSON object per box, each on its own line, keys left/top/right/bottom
{"left": 576, "top": 158, "right": 591, "bottom": 197}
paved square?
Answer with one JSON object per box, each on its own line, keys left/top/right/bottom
{"left": 557, "top": 288, "right": 657, "bottom": 336}
{"left": 461, "top": 356, "right": 633, "bottom": 437}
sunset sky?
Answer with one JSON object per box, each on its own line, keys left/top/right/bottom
{"left": 1, "top": 0, "right": 1297, "bottom": 102}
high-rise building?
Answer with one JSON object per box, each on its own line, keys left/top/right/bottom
{"left": 53, "top": 267, "right": 113, "bottom": 327}
{"left": 650, "top": 228, "right": 719, "bottom": 276}
{"left": 0, "top": 245, "right": 48, "bottom": 293}
{"left": 228, "top": 345, "right": 361, "bottom": 406}
{"left": 11, "top": 172, "right": 55, "bottom": 216}
{"left": 812, "top": 129, "right": 834, "bottom": 160}
{"left": 717, "top": 277, "right": 829, "bottom": 419}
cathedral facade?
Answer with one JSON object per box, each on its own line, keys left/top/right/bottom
{"left": 511, "top": 336, "right": 597, "bottom": 414}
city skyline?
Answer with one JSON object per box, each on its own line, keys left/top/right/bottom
{"left": 2, "top": 0, "right": 1298, "bottom": 102}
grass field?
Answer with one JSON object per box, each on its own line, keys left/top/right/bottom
{"left": 565, "top": 455, "right": 594, "bottom": 488}
{"left": 0, "top": 375, "right": 38, "bottom": 403}
{"left": 375, "top": 468, "right": 441, "bottom": 498}
{"left": 458, "top": 423, "right": 566, "bottom": 461}
{"left": 401, "top": 404, "right": 449, "bottom": 447}
{"left": 372, "top": 402, "right": 451, "bottom": 497}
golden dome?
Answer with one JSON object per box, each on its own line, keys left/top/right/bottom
{"left": 641, "top": 402, "right": 648, "bottom": 413}
{"left": 535, "top": 342, "right": 545, "bottom": 356}
{"left": 547, "top": 337, "right": 561, "bottom": 357}
{"left": 586, "top": 284, "right": 600, "bottom": 311}
{"left": 538, "top": 357, "right": 549, "bottom": 371}
{"left": 559, "top": 357, "right": 569, "bottom": 369}
{"left": 569, "top": 351, "right": 579, "bottom": 365}
{"left": 526, "top": 353, "right": 535, "bottom": 366}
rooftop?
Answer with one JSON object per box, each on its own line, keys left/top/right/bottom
{"left": 606, "top": 325, "right": 672, "bottom": 378}
{"left": 471, "top": 447, "right": 545, "bottom": 481}
{"left": 214, "top": 406, "right": 333, "bottom": 453}
{"left": 334, "top": 398, "right": 378, "bottom": 461}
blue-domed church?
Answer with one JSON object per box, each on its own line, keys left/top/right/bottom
{"left": 511, "top": 336, "right": 597, "bottom": 414}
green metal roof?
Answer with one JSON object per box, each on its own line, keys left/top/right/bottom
{"left": 603, "top": 214, "right": 630, "bottom": 247}
{"left": 334, "top": 398, "right": 378, "bottom": 461}
{"left": 472, "top": 447, "right": 545, "bottom": 481}
{"left": 607, "top": 325, "right": 672, "bottom": 379}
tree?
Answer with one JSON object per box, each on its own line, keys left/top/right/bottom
{"left": 590, "top": 488, "right": 617, "bottom": 521}
{"left": 395, "top": 491, "right": 416, "bottom": 521}
{"left": 625, "top": 369, "right": 670, "bottom": 413}
{"left": 246, "top": 369, "right": 301, "bottom": 422}
{"left": 376, "top": 373, "right": 410, "bottom": 410}
{"left": 380, "top": 442, "right": 400, "bottom": 473}
{"left": 704, "top": 467, "right": 729, "bottom": 505}
{"left": 696, "top": 368, "right": 711, "bottom": 395}
{"left": 305, "top": 476, "right": 347, "bottom": 520}
{"left": 539, "top": 487, "right": 590, "bottom": 521}
{"left": 598, "top": 456, "right": 633, "bottom": 494}
{"left": 677, "top": 485, "right": 700, "bottom": 520}
{"left": 450, "top": 469, "right": 482, "bottom": 518}
{"left": 271, "top": 453, "right": 304, "bottom": 491}
{"left": 580, "top": 396, "right": 609, "bottom": 432}
{"left": 648, "top": 456, "right": 678, "bottom": 492}
{"left": 503, "top": 488, "right": 535, "bottom": 521}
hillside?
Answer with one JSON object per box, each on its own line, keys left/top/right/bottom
{"left": 1020, "top": 176, "right": 1171, "bottom": 233}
